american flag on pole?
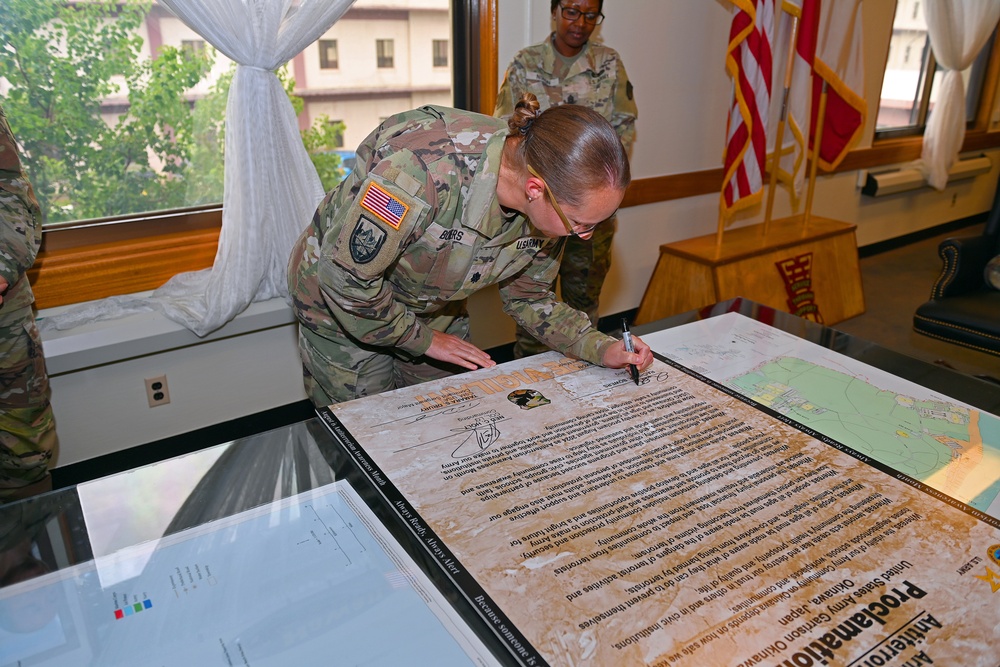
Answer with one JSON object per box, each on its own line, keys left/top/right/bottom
{"left": 767, "top": 0, "right": 819, "bottom": 200}
{"left": 721, "top": 0, "right": 774, "bottom": 219}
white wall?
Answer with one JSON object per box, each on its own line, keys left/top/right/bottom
{"left": 472, "top": 0, "right": 1000, "bottom": 343}
{"left": 42, "top": 0, "right": 1000, "bottom": 467}
{"left": 41, "top": 300, "right": 307, "bottom": 466}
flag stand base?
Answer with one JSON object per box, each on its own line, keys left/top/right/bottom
{"left": 634, "top": 214, "right": 865, "bottom": 325}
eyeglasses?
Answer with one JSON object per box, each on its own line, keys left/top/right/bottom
{"left": 527, "top": 165, "right": 601, "bottom": 238}
{"left": 559, "top": 4, "right": 605, "bottom": 25}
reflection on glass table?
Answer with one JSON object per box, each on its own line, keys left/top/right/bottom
{"left": 0, "top": 421, "right": 500, "bottom": 666}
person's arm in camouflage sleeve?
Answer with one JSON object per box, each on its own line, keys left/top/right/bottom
{"left": 611, "top": 57, "right": 638, "bottom": 157}
{"left": 498, "top": 247, "right": 617, "bottom": 365}
{"left": 0, "top": 107, "right": 43, "bottom": 307}
{"left": 317, "top": 154, "right": 434, "bottom": 356}
{"left": 494, "top": 69, "right": 515, "bottom": 118}
{"left": 493, "top": 57, "right": 527, "bottom": 119}
{"left": 316, "top": 151, "right": 493, "bottom": 370}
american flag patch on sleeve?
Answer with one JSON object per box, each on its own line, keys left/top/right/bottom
{"left": 360, "top": 181, "right": 409, "bottom": 229}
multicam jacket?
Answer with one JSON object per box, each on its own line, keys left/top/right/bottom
{"left": 288, "top": 105, "right": 616, "bottom": 365}
{"left": 0, "top": 105, "right": 42, "bottom": 315}
{"left": 494, "top": 34, "right": 637, "bottom": 155}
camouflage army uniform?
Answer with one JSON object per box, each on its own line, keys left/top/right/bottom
{"left": 0, "top": 105, "right": 58, "bottom": 502}
{"left": 288, "top": 105, "right": 617, "bottom": 407}
{"left": 495, "top": 34, "right": 637, "bottom": 357}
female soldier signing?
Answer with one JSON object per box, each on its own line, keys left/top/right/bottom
{"left": 288, "top": 93, "right": 652, "bottom": 406}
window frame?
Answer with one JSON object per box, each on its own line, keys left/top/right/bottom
{"left": 26, "top": 0, "right": 1000, "bottom": 311}
{"left": 181, "top": 39, "right": 207, "bottom": 56}
{"left": 433, "top": 39, "right": 449, "bottom": 68}
{"left": 876, "top": 4, "right": 998, "bottom": 140}
{"left": 318, "top": 38, "right": 339, "bottom": 69}
{"left": 376, "top": 38, "right": 395, "bottom": 69}
{"left": 30, "top": 0, "right": 498, "bottom": 311}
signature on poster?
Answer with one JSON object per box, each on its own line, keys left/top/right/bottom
{"left": 395, "top": 407, "right": 508, "bottom": 459}
{"left": 451, "top": 418, "right": 504, "bottom": 458}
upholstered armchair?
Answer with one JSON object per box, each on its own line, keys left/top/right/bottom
{"left": 913, "top": 202, "right": 1000, "bottom": 357}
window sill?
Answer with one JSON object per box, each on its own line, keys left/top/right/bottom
{"left": 39, "top": 295, "right": 297, "bottom": 376}
{"left": 30, "top": 226, "right": 220, "bottom": 311}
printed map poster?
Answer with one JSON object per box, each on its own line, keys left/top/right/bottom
{"left": 0, "top": 480, "right": 500, "bottom": 667}
{"left": 321, "top": 351, "right": 1000, "bottom": 667}
{"left": 641, "top": 312, "right": 1000, "bottom": 519}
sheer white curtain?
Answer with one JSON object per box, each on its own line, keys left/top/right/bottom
{"left": 41, "top": 0, "right": 356, "bottom": 336}
{"left": 920, "top": 0, "right": 1000, "bottom": 190}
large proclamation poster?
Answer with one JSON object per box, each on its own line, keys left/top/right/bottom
{"left": 321, "top": 333, "right": 1000, "bottom": 666}
{"left": 642, "top": 312, "right": 1000, "bottom": 519}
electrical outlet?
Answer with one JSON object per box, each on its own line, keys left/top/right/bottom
{"left": 145, "top": 375, "right": 171, "bottom": 407}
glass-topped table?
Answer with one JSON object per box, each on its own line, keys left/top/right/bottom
{"left": 3, "top": 298, "right": 999, "bottom": 666}
{"left": 0, "top": 421, "right": 506, "bottom": 666}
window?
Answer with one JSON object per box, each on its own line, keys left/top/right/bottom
{"left": 433, "top": 39, "right": 449, "bottom": 67}
{"left": 3, "top": 0, "right": 473, "bottom": 310}
{"left": 181, "top": 39, "right": 206, "bottom": 56}
{"left": 376, "top": 39, "right": 395, "bottom": 68}
{"left": 330, "top": 120, "right": 345, "bottom": 148}
{"left": 319, "top": 39, "right": 338, "bottom": 69}
{"left": 876, "top": 0, "right": 996, "bottom": 137}
{"left": 1, "top": 2, "right": 451, "bottom": 231}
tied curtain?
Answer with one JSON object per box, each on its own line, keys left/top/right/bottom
{"left": 41, "top": 0, "right": 356, "bottom": 336}
{"left": 920, "top": 0, "right": 1000, "bottom": 190}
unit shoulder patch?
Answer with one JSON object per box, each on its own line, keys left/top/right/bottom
{"left": 349, "top": 216, "right": 388, "bottom": 265}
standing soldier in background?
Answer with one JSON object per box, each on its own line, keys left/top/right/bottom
{"left": 495, "top": 0, "right": 637, "bottom": 358}
{"left": 0, "top": 104, "right": 58, "bottom": 502}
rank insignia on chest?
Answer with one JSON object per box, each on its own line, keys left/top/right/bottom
{"left": 360, "top": 181, "right": 409, "bottom": 229}
{"left": 349, "top": 215, "right": 388, "bottom": 264}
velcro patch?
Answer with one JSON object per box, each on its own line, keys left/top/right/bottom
{"left": 360, "top": 181, "right": 409, "bottom": 229}
{"left": 348, "top": 215, "right": 388, "bottom": 265}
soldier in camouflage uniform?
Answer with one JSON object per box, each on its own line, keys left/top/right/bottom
{"left": 0, "top": 104, "right": 58, "bottom": 502}
{"left": 288, "top": 97, "right": 653, "bottom": 407}
{"left": 495, "top": 0, "right": 637, "bottom": 358}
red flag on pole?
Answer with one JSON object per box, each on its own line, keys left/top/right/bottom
{"left": 811, "top": 0, "right": 866, "bottom": 169}
{"left": 721, "top": 0, "right": 775, "bottom": 219}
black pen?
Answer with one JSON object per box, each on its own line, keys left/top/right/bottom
{"left": 621, "top": 318, "right": 640, "bottom": 385}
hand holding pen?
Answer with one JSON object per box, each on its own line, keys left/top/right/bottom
{"left": 601, "top": 318, "right": 653, "bottom": 381}
{"left": 621, "top": 318, "right": 640, "bottom": 385}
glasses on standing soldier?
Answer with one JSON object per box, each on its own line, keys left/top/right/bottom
{"left": 527, "top": 165, "right": 602, "bottom": 238}
{"left": 559, "top": 4, "right": 605, "bottom": 25}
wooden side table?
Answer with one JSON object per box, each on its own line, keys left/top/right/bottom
{"left": 635, "top": 215, "right": 865, "bottom": 325}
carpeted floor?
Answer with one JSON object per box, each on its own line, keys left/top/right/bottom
{"left": 833, "top": 221, "right": 1000, "bottom": 383}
